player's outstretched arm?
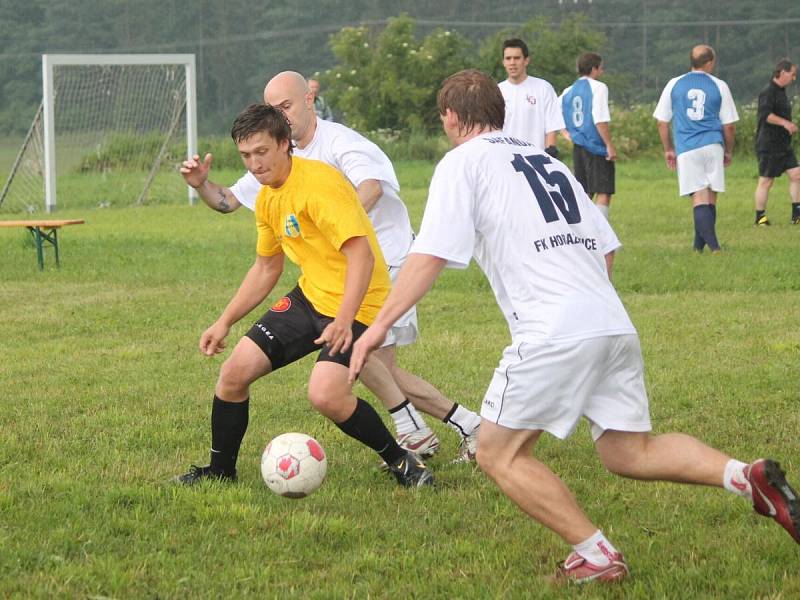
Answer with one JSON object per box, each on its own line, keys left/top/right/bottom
{"left": 315, "top": 236, "right": 373, "bottom": 356}
{"left": 199, "top": 253, "right": 284, "bottom": 356}
{"left": 180, "top": 153, "right": 242, "bottom": 213}
{"left": 349, "top": 253, "right": 446, "bottom": 383}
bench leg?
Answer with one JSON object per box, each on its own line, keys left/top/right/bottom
{"left": 30, "top": 227, "right": 45, "bottom": 271}
{"left": 53, "top": 228, "right": 60, "bottom": 267}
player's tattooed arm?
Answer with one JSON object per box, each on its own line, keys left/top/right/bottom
{"left": 195, "top": 182, "right": 241, "bottom": 213}
{"left": 216, "top": 188, "right": 232, "bottom": 213}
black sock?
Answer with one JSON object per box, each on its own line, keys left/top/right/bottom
{"left": 792, "top": 203, "right": 800, "bottom": 219}
{"left": 756, "top": 209, "right": 766, "bottom": 222}
{"left": 693, "top": 204, "right": 720, "bottom": 251}
{"left": 335, "top": 398, "right": 405, "bottom": 465}
{"left": 692, "top": 208, "right": 705, "bottom": 251}
{"left": 209, "top": 395, "right": 249, "bottom": 475}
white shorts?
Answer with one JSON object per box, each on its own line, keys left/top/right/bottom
{"left": 480, "top": 334, "right": 652, "bottom": 440}
{"left": 677, "top": 144, "right": 725, "bottom": 196}
{"left": 382, "top": 265, "right": 418, "bottom": 348}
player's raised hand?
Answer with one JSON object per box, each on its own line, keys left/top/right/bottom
{"left": 315, "top": 318, "right": 353, "bottom": 356}
{"left": 180, "top": 153, "right": 213, "bottom": 189}
{"left": 348, "top": 325, "right": 387, "bottom": 384}
{"left": 199, "top": 320, "right": 229, "bottom": 356}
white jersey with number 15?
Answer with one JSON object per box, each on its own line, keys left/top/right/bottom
{"left": 411, "top": 132, "right": 636, "bottom": 343}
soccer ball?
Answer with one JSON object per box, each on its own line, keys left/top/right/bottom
{"left": 260, "top": 432, "right": 327, "bottom": 498}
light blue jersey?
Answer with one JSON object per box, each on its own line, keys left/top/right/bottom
{"left": 653, "top": 71, "right": 739, "bottom": 156}
{"left": 561, "top": 79, "right": 608, "bottom": 157}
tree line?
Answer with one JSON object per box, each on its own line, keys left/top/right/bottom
{"left": 1, "top": 1, "right": 798, "bottom": 136}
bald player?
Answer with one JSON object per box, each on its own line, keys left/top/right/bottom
{"left": 654, "top": 45, "right": 739, "bottom": 253}
{"left": 180, "top": 72, "right": 482, "bottom": 462}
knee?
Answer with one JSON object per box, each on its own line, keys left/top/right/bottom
{"left": 758, "top": 178, "right": 774, "bottom": 190}
{"left": 596, "top": 432, "right": 646, "bottom": 476}
{"left": 475, "top": 444, "right": 505, "bottom": 481}
{"left": 218, "top": 358, "right": 254, "bottom": 394}
{"left": 307, "top": 379, "right": 348, "bottom": 418}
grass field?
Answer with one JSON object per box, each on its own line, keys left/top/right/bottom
{"left": 1, "top": 157, "right": 799, "bottom": 598}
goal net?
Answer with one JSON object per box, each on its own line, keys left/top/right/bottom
{"left": 0, "top": 54, "right": 197, "bottom": 214}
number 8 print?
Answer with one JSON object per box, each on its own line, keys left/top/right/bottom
{"left": 571, "top": 96, "right": 584, "bottom": 127}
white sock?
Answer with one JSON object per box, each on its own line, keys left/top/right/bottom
{"left": 573, "top": 530, "right": 619, "bottom": 567}
{"left": 388, "top": 399, "right": 427, "bottom": 436}
{"left": 723, "top": 459, "right": 752, "bottom": 499}
{"left": 596, "top": 203, "right": 610, "bottom": 220}
{"left": 444, "top": 403, "right": 481, "bottom": 437}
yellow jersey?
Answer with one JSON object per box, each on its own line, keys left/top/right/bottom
{"left": 255, "top": 156, "right": 390, "bottom": 325}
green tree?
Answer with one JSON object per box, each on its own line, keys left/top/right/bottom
{"left": 322, "top": 15, "right": 474, "bottom": 133}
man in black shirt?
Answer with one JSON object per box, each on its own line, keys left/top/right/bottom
{"left": 754, "top": 60, "right": 800, "bottom": 226}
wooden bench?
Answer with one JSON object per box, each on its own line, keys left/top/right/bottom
{"left": 0, "top": 219, "right": 85, "bottom": 270}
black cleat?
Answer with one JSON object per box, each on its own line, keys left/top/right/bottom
{"left": 173, "top": 464, "right": 236, "bottom": 485}
{"left": 387, "top": 451, "right": 434, "bottom": 488}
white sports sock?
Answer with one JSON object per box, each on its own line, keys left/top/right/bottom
{"left": 723, "top": 459, "right": 752, "bottom": 499}
{"left": 388, "top": 399, "right": 427, "bottom": 436}
{"left": 573, "top": 530, "right": 619, "bottom": 567}
{"left": 596, "top": 203, "right": 610, "bottom": 220}
{"left": 444, "top": 403, "right": 481, "bottom": 437}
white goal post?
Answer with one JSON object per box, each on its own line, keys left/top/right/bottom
{"left": 40, "top": 53, "right": 198, "bottom": 212}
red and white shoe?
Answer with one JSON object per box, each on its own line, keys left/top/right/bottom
{"left": 744, "top": 458, "right": 800, "bottom": 544}
{"left": 553, "top": 551, "right": 629, "bottom": 584}
{"left": 397, "top": 428, "right": 440, "bottom": 458}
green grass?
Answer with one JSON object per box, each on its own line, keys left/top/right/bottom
{"left": 1, "top": 157, "right": 798, "bottom": 598}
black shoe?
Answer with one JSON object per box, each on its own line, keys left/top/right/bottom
{"left": 387, "top": 451, "right": 434, "bottom": 488}
{"left": 173, "top": 464, "right": 236, "bottom": 485}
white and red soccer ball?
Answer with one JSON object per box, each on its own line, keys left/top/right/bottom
{"left": 260, "top": 432, "right": 327, "bottom": 498}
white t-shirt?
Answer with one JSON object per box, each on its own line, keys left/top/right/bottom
{"left": 498, "top": 76, "right": 566, "bottom": 148}
{"left": 230, "top": 119, "right": 414, "bottom": 267}
{"left": 411, "top": 131, "right": 636, "bottom": 344}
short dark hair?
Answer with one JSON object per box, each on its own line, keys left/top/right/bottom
{"left": 773, "top": 59, "right": 795, "bottom": 79}
{"left": 577, "top": 52, "right": 603, "bottom": 76}
{"left": 230, "top": 103, "right": 292, "bottom": 153}
{"left": 502, "top": 38, "right": 529, "bottom": 58}
{"left": 690, "top": 46, "right": 715, "bottom": 69}
{"left": 437, "top": 69, "right": 505, "bottom": 136}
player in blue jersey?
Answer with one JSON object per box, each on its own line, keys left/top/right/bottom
{"left": 560, "top": 52, "right": 617, "bottom": 220}
{"left": 654, "top": 45, "right": 739, "bottom": 253}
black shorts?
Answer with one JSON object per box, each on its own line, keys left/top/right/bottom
{"left": 572, "top": 145, "right": 615, "bottom": 195}
{"left": 245, "top": 286, "right": 367, "bottom": 370}
{"left": 757, "top": 150, "right": 799, "bottom": 178}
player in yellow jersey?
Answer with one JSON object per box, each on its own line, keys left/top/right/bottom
{"left": 175, "top": 104, "right": 433, "bottom": 488}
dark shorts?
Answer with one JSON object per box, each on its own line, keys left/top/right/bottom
{"left": 757, "top": 150, "right": 799, "bottom": 178}
{"left": 572, "top": 145, "right": 615, "bottom": 195}
{"left": 245, "top": 286, "right": 367, "bottom": 370}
